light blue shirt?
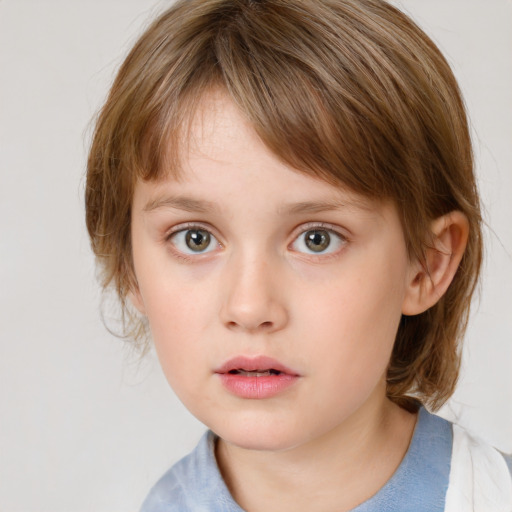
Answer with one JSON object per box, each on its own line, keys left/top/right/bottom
{"left": 140, "top": 407, "right": 510, "bottom": 511}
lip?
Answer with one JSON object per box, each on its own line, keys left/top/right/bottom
{"left": 215, "top": 355, "right": 300, "bottom": 399}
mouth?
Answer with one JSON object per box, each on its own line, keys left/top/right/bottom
{"left": 215, "top": 356, "right": 299, "bottom": 399}
{"left": 215, "top": 355, "right": 298, "bottom": 377}
{"left": 227, "top": 369, "right": 283, "bottom": 377}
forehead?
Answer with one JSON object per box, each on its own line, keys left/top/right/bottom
{"left": 182, "top": 90, "right": 266, "bottom": 169}
{"left": 135, "top": 91, "right": 391, "bottom": 225}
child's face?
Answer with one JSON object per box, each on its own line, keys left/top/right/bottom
{"left": 130, "top": 91, "right": 417, "bottom": 452}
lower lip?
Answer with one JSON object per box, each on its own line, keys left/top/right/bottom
{"left": 218, "top": 373, "right": 298, "bottom": 399}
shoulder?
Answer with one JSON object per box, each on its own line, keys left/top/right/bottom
{"left": 139, "top": 445, "right": 199, "bottom": 512}
{"left": 450, "top": 422, "right": 512, "bottom": 477}
{"left": 445, "top": 422, "right": 512, "bottom": 511}
{"left": 139, "top": 431, "right": 241, "bottom": 512}
{"left": 502, "top": 451, "right": 512, "bottom": 477}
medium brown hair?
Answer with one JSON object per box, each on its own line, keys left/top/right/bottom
{"left": 86, "top": 0, "right": 482, "bottom": 411}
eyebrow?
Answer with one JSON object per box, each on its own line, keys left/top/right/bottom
{"left": 143, "top": 195, "right": 371, "bottom": 215}
{"left": 277, "top": 200, "right": 369, "bottom": 215}
{"left": 143, "top": 195, "right": 219, "bottom": 214}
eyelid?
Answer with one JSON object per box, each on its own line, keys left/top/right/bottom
{"left": 165, "top": 222, "right": 223, "bottom": 257}
{"left": 290, "top": 222, "right": 349, "bottom": 241}
{"left": 164, "top": 221, "right": 349, "bottom": 261}
{"left": 289, "top": 222, "right": 349, "bottom": 257}
{"left": 165, "top": 222, "right": 222, "bottom": 241}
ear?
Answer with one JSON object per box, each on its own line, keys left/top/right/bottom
{"left": 128, "top": 287, "right": 146, "bottom": 315}
{"left": 402, "top": 211, "right": 469, "bottom": 316}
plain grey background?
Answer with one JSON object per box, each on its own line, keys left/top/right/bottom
{"left": 1, "top": 1, "right": 511, "bottom": 511}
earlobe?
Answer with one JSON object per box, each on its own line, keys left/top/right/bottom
{"left": 402, "top": 211, "right": 469, "bottom": 316}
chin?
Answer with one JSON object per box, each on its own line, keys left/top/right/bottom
{"left": 221, "top": 430, "right": 297, "bottom": 453}
{"left": 207, "top": 413, "right": 313, "bottom": 453}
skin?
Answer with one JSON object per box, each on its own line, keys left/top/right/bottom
{"left": 129, "top": 91, "right": 468, "bottom": 511}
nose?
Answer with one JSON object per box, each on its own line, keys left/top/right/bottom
{"left": 219, "top": 251, "right": 289, "bottom": 334}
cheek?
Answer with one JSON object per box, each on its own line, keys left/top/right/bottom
{"left": 144, "top": 292, "right": 210, "bottom": 409}
{"left": 314, "top": 276, "right": 403, "bottom": 335}
{"left": 134, "top": 267, "right": 212, "bottom": 374}
{"left": 302, "top": 279, "right": 402, "bottom": 417}
{"left": 305, "top": 257, "right": 407, "bottom": 370}
{"left": 144, "top": 283, "right": 210, "bottom": 350}
{"left": 134, "top": 243, "right": 217, "bottom": 336}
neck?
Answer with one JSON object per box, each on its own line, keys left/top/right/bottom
{"left": 215, "top": 396, "right": 418, "bottom": 512}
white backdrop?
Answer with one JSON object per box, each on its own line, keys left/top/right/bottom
{"left": 0, "top": 1, "right": 511, "bottom": 511}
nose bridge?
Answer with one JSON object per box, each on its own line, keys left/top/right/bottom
{"left": 220, "top": 244, "right": 288, "bottom": 333}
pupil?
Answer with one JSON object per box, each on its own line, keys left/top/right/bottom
{"left": 305, "top": 230, "right": 330, "bottom": 252}
{"left": 185, "top": 229, "right": 211, "bottom": 251}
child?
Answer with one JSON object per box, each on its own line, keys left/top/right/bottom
{"left": 85, "top": 0, "right": 512, "bottom": 510}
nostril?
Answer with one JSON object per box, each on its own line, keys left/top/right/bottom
{"left": 226, "top": 320, "right": 273, "bottom": 331}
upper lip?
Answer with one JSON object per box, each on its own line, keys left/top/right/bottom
{"left": 215, "top": 355, "right": 299, "bottom": 376}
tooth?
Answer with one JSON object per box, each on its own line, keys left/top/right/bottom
{"left": 234, "top": 369, "right": 282, "bottom": 377}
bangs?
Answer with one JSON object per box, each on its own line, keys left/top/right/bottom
{"left": 132, "top": 0, "right": 438, "bottom": 203}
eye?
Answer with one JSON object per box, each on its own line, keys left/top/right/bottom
{"left": 168, "top": 227, "right": 219, "bottom": 255}
{"left": 291, "top": 227, "right": 346, "bottom": 255}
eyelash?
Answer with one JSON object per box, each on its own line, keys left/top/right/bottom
{"left": 290, "top": 222, "right": 348, "bottom": 260}
{"left": 165, "top": 222, "right": 348, "bottom": 263}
